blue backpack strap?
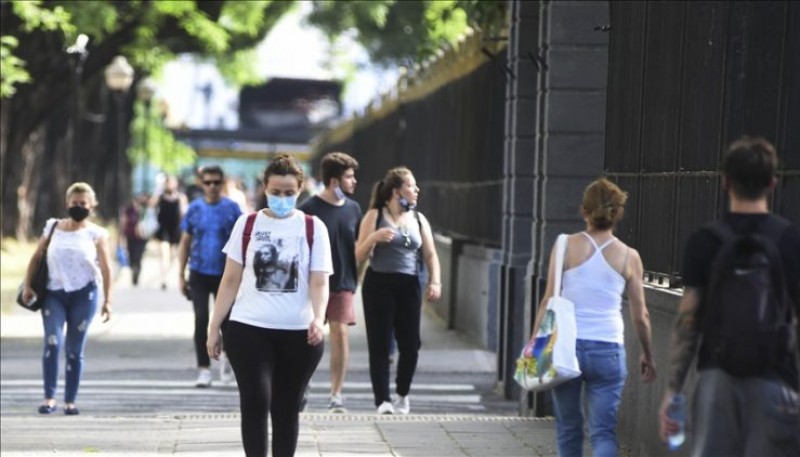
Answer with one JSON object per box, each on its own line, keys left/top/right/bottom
{"left": 241, "top": 212, "right": 257, "bottom": 267}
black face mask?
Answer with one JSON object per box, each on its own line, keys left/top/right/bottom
{"left": 68, "top": 206, "right": 90, "bottom": 222}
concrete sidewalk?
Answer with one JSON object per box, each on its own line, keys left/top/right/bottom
{"left": 1, "top": 249, "right": 559, "bottom": 456}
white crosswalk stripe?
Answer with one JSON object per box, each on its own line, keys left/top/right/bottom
{"left": 0, "top": 378, "right": 489, "bottom": 416}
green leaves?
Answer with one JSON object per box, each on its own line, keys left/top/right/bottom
{"left": 11, "top": 1, "right": 74, "bottom": 34}
{"left": 305, "top": 0, "right": 506, "bottom": 67}
{"left": 127, "top": 100, "right": 196, "bottom": 175}
{"left": 0, "top": 36, "right": 31, "bottom": 98}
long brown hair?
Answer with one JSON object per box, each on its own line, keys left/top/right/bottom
{"left": 369, "top": 166, "right": 412, "bottom": 210}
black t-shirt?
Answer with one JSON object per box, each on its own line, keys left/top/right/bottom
{"left": 299, "top": 195, "right": 362, "bottom": 292}
{"left": 681, "top": 213, "right": 800, "bottom": 389}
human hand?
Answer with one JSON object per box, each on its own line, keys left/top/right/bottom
{"left": 21, "top": 286, "right": 36, "bottom": 305}
{"left": 101, "top": 301, "right": 112, "bottom": 323}
{"left": 658, "top": 390, "right": 680, "bottom": 442}
{"left": 307, "top": 318, "right": 324, "bottom": 346}
{"left": 207, "top": 327, "right": 222, "bottom": 361}
{"left": 426, "top": 283, "right": 441, "bottom": 301}
{"left": 640, "top": 354, "right": 657, "bottom": 383}
{"left": 373, "top": 228, "right": 395, "bottom": 244}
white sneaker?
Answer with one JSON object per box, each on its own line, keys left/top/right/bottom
{"left": 219, "top": 354, "right": 234, "bottom": 385}
{"left": 394, "top": 395, "right": 410, "bottom": 415}
{"left": 195, "top": 368, "right": 212, "bottom": 388}
{"left": 377, "top": 401, "right": 394, "bottom": 415}
{"left": 328, "top": 394, "right": 346, "bottom": 413}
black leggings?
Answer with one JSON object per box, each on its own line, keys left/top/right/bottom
{"left": 127, "top": 238, "right": 147, "bottom": 284}
{"left": 361, "top": 268, "right": 421, "bottom": 406}
{"left": 223, "top": 321, "right": 323, "bottom": 457}
{"left": 189, "top": 270, "right": 222, "bottom": 367}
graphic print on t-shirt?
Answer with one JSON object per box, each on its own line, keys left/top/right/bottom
{"left": 251, "top": 230, "right": 300, "bottom": 292}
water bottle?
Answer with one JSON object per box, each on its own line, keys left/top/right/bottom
{"left": 667, "top": 393, "right": 686, "bottom": 451}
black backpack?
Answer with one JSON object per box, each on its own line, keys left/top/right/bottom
{"left": 702, "top": 217, "right": 794, "bottom": 377}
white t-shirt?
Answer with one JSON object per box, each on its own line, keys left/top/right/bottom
{"left": 222, "top": 210, "right": 333, "bottom": 330}
{"left": 44, "top": 218, "right": 109, "bottom": 292}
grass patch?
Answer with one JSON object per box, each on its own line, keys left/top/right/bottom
{"left": 1, "top": 237, "right": 37, "bottom": 314}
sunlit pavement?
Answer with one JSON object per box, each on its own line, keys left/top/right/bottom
{"left": 1, "top": 249, "right": 560, "bottom": 456}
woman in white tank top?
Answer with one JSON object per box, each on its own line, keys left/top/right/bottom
{"left": 532, "top": 178, "right": 657, "bottom": 457}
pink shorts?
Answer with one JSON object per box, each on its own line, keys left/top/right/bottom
{"left": 326, "top": 291, "right": 356, "bottom": 325}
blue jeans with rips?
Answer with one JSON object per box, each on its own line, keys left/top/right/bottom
{"left": 41, "top": 282, "right": 98, "bottom": 404}
{"left": 551, "top": 339, "right": 627, "bottom": 457}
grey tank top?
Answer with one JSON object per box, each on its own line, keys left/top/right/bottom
{"left": 369, "top": 209, "right": 422, "bottom": 275}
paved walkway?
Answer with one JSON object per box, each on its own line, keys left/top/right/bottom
{"left": 1, "top": 249, "right": 560, "bottom": 456}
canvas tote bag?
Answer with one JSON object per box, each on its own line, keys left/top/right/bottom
{"left": 514, "top": 234, "right": 581, "bottom": 391}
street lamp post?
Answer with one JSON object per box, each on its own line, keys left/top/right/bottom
{"left": 104, "top": 56, "right": 134, "bottom": 213}
{"left": 66, "top": 33, "right": 89, "bottom": 182}
{"left": 137, "top": 77, "right": 156, "bottom": 194}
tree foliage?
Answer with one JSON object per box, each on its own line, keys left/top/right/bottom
{"left": 0, "top": 0, "right": 294, "bottom": 238}
{"left": 305, "top": 0, "right": 508, "bottom": 67}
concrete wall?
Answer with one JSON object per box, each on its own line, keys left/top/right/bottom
{"left": 618, "top": 286, "right": 697, "bottom": 457}
{"left": 433, "top": 236, "right": 502, "bottom": 352}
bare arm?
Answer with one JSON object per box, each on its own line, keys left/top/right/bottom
{"left": 355, "top": 209, "right": 394, "bottom": 265}
{"left": 207, "top": 258, "right": 243, "bottom": 361}
{"left": 95, "top": 234, "right": 114, "bottom": 322}
{"left": 666, "top": 287, "right": 702, "bottom": 392}
{"left": 177, "top": 232, "right": 191, "bottom": 290}
{"left": 307, "top": 271, "right": 329, "bottom": 345}
{"left": 659, "top": 286, "right": 702, "bottom": 440}
{"left": 419, "top": 214, "right": 441, "bottom": 301}
{"left": 624, "top": 248, "right": 656, "bottom": 382}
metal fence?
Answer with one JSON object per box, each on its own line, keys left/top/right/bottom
{"left": 605, "top": 0, "right": 800, "bottom": 284}
{"left": 313, "top": 51, "right": 508, "bottom": 246}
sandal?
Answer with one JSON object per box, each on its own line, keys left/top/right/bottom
{"left": 38, "top": 404, "right": 57, "bottom": 414}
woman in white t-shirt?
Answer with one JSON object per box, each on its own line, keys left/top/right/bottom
{"left": 21, "top": 182, "right": 113, "bottom": 416}
{"left": 207, "top": 154, "right": 332, "bottom": 457}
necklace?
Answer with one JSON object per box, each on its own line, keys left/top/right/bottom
{"left": 385, "top": 208, "right": 411, "bottom": 247}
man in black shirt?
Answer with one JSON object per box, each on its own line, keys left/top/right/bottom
{"left": 299, "top": 152, "right": 362, "bottom": 413}
{"left": 659, "top": 136, "right": 800, "bottom": 456}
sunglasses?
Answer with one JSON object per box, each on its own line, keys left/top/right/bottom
{"left": 203, "top": 180, "right": 222, "bottom": 186}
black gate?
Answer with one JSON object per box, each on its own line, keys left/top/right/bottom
{"left": 605, "top": 0, "right": 800, "bottom": 283}
{"left": 314, "top": 54, "right": 507, "bottom": 246}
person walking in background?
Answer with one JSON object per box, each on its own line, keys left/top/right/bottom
{"left": 355, "top": 166, "right": 441, "bottom": 415}
{"left": 299, "top": 152, "right": 362, "bottom": 413}
{"left": 659, "top": 137, "right": 800, "bottom": 456}
{"left": 178, "top": 165, "right": 242, "bottom": 387}
{"left": 206, "top": 154, "right": 332, "bottom": 457}
{"left": 20, "top": 182, "right": 113, "bottom": 415}
{"left": 154, "top": 175, "right": 187, "bottom": 290}
{"left": 533, "top": 178, "right": 657, "bottom": 457}
{"left": 119, "top": 192, "right": 150, "bottom": 286}
{"left": 223, "top": 177, "right": 250, "bottom": 213}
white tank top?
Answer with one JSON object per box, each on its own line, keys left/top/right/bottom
{"left": 561, "top": 232, "right": 627, "bottom": 344}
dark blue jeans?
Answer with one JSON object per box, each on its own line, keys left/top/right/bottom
{"left": 551, "top": 339, "right": 627, "bottom": 457}
{"left": 41, "top": 282, "right": 98, "bottom": 404}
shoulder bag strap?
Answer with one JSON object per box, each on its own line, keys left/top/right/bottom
{"left": 42, "top": 221, "right": 58, "bottom": 257}
{"left": 241, "top": 212, "right": 257, "bottom": 267}
{"left": 305, "top": 214, "right": 314, "bottom": 252}
{"left": 551, "top": 234, "right": 568, "bottom": 298}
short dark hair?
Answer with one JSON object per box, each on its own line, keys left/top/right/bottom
{"left": 722, "top": 136, "right": 778, "bottom": 200}
{"left": 320, "top": 152, "right": 359, "bottom": 186}
{"left": 200, "top": 164, "right": 225, "bottom": 180}
{"left": 263, "top": 154, "right": 304, "bottom": 187}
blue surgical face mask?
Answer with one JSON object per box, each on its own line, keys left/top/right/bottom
{"left": 333, "top": 185, "right": 346, "bottom": 200}
{"left": 398, "top": 196, "right": 416, "bottom": 212}
{"left": 267, "top": 195, "right": 297, "bottom": 218}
